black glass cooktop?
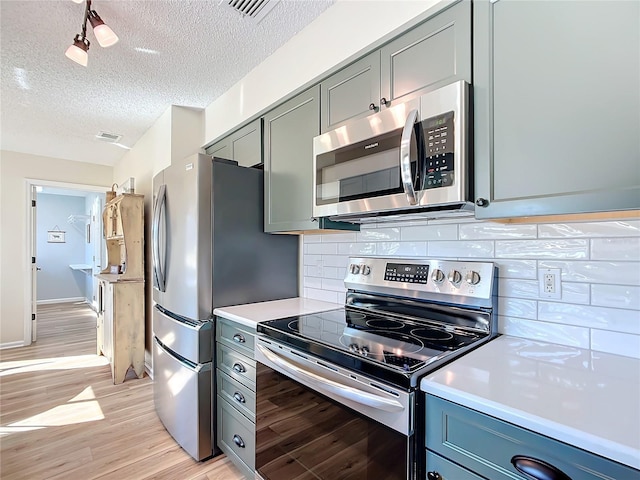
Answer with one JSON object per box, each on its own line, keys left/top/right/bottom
{"left": 258, "top": 307, "right": 487, "bottom": 388}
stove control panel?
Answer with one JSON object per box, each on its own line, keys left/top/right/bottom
{"left": 346, "top": 257, "right": 496, "bottom": 303}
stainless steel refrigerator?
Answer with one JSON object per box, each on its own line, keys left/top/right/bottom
{"left": 151, "top": 154, "right": 298, "bottom": 461}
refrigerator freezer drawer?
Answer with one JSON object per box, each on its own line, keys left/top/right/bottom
{"left": 153, "top": 304, "right": 212, "bottom": 364}
{"left": 153, "top": 337, "right": 213, "bottom": 461}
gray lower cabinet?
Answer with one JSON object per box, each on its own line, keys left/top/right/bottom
{"left": 425, "top": 394, "right": 638, "bottom": 480}
{"left": 206, "top": 118, "right": 263, "bottom": 168}
{"left": 320, "top": 0, "right": 471, "bottom": 133}
{"left": 216, "top": 317, "right": 256, "bottom": 479}
{"left": 473, "top": 0, "right": 640, "bottom": 219}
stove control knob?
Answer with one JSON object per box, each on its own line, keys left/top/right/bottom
{"left": 350, "top": 264, "right": 360, "bottom": 275}
{"left": 465, "top": 270, "right": 481, "bottom": 286}
{"left": 361, "top": 265, "right": 371, "bottom": 276}
{"left": 360, "top": 346, "right": 370, "bottom": 357}
{"left": 448, "top": 270, "right": 462, "bottom": 286}
{"left": 349, "top": 343, "right": 359, "bottom": 353}
{"left": 431, "top": 269, "right": 446, "bottom": 284}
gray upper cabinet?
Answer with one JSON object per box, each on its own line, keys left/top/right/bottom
{"left": 206, "top": 118, "right": 263, "bottom": 168}
{"left": 264, "top": 86, "right": 321, "bottom": 232}
{"left": 473, "top": 0, "right": 640, "bottom": 219}
{"left": 320, "top": 0, "right": 471, "bottom": 134}
{"left": 320, "top": 52, "right": 381, "bottom": 133}
{"left": 379, "top": 0, "right": 471, "bottom": 108}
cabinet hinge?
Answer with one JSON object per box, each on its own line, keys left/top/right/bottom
{"left": 32, "top": 257, "right": 36, "bottom": 264}
{"left": 32, "top": 314, "right": 35, "bottom": 321}
{"left": 32, "top": 200, "right": 36, "bottom": 207}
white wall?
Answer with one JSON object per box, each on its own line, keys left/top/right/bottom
{"left": 302, "top": 217, "right": 640, "bottom": 359}
{"left": 0, "top": 150, "right": 112, "bottom": 347}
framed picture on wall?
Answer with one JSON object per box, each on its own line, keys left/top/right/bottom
{"left": 47, "top": 230, "right": 66, "bottom": 243}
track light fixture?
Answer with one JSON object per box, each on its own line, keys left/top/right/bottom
{"left": 65, "top": 0, "right": 118, "bottom": 66}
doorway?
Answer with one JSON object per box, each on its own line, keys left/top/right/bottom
{"left": 26, "top": 179, "right": 110, "bottom": 344}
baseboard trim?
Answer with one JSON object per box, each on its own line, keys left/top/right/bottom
{"left": 37, "top": 297, "right": 87, "bottom": 305}
{"left": 0, "top": 340, "right": 27, "bottom": 350}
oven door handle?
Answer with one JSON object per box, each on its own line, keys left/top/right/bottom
{"left": 399, "top": 108, "right": 420, "bottom": 206}
{"left": 257, "top": 344, "right": 404, "bottom": 413}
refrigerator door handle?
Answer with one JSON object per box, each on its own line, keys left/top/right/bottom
{"left": 152, "top": 184, "right": 167, "bottom": 292}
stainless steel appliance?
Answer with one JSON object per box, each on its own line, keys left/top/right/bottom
{"left": 255, "top": 256, "right": 497, "bottom": 480}
{"left": 313, "top": 81, "right": 473, "bottom": 223}
{"left": 152, "top": 154, "right": 298, "bottom": 461}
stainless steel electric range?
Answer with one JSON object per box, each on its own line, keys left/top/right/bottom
{"left": 255, "top": 257, "right": 498, "bottom": 480}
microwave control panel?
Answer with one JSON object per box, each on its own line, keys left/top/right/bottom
{"left": 423, "top": 110, "right": 455, "bottom": 189}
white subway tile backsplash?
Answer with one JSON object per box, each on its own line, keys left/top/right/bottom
{"left": 493, "top": 260, "right": 538, "bottom": 279}
{"left": 428, "top": 240, "right": 494, "bottom": 258}
{"left": 592, "top": 285, "right": 640, "bottom": 310}
{"left": 459, "top": 222, "right": 537, "bottom": 240}
{"left": 591, "top": 238, "right": 640, "bottom": 261}
{"left": 500, "top": 316, "right": 590, "bottom": 348}
{"left": 402, "top": 224, "right": 458, "bottom": 241}
{"left": 496, "top": 240, "right": 588, "bottom": 259}
{"left": 539, "top": 220, "right": 640, "bottom": 238}
{"left": 377, "top": 242, "right": 428, "bottom": 257}
{"left": 538, "top": 302, "right": 640, "bottom": 335}
{"left": 539, "top": 261, "right": 640, "bottom": 285}
{"left": 306, "top": 242, "right": 338, "bottom": 255}
{"left": 498, "top": 298, "right": 538, "bottom": 320}
{"left": 337, "top": 243, "right": 377, "bottom": 255}
{"left": 301, "top": 217, "right": 640, "bottom": 358}
{"left": 591, "top": 330, "right": 640, "bottom": 359}
{"left": 357, "top": 227, "right": 401, "bottom": 242}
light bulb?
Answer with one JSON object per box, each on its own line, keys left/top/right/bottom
{"left": 89, "top": 11, "right": 119, "bottom": 47}
{"left": 65, "top": 35, "right": 89, "bottom": 66}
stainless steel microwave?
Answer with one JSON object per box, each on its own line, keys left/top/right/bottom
{"left": 312, "top": 80, "right": 473, "bottom": 222}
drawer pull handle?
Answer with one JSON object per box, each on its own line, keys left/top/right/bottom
{"left": 232, "top": 333, "right": 246, "bottom": 343}
{"left": 233, "top": 391, "right": 246, "bottom": 404}
{"left": 233, "top": 434, "right": 245, "bottom": 448}
{"left": 233, "top": 363, "right": 246, "bottom": 374}
{"left": 511, "top": 455, "right": 572, "bottom": 480}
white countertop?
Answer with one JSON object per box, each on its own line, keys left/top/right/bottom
{"left": 420, "top": 336, "right": 640, "bottom": 470}
{"left": 213, "top": 297, "right": 342, "bottom": 328}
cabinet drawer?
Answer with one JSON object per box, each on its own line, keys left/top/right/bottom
{"left": 216, "top": 317, "right": 255, "bottom": 358}
{"left": 425, "top": 450, "right": 483, "bottom": 480}
{"left": 426, "top": 394, "right": 638, "bottom": 480}
{"left": 217, "top": 344, "right": 256, "bottom": 389}
{"left": 217, "top": 370, "right": 256, "bottom": 422}
{"left": 218, "top": 396, "right": 255, "bottom": 471}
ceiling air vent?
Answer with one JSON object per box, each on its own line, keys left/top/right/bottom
{"left": 225, "top": 0, "right": 280, "bottom": 23}
{"left": 95, "top": 131, "right": 122, "bottom": 143}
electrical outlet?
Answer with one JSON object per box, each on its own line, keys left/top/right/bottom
{"left": 539, "top": 268, "right": 561, "bottom": 299}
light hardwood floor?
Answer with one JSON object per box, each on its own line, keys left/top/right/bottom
{"left": 0, "top": 302, "right": 245, "bottom": 480}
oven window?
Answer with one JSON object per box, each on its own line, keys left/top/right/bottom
{"left": 256, "top": 363, "right": 411, "bottom": 480}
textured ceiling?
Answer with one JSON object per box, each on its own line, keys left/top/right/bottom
{"left": 0, "top": 0, "right": 335, "bottom": 166}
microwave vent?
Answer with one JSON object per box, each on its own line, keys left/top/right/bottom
{"left": 329, "top": 202, "right": 476, "bottom": 224}
{"left": 224, "top": 0, "right": 280, "bottom": 23}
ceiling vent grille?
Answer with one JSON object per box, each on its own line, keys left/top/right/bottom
{"left": 225, "top": 0, "right": 280, "bottom": 23}
{"left": 95, "top": 131, "right": 122, "bottom": 143}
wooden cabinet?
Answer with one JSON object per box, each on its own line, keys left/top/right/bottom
{"left": 473, "top": 0, "right": 640, "bottom": 219}
{"left": 96, "top": 278, "right": 144, "bottom": 384}
{"left": 206, "top": 118, "right": 263, "bottom": 167}
{"left": 96, "top": 193, "right": 145, "bottom": 384}
{"left": 101, "top": 193, "right": 144, "bottom": 280}
{"left": 320, "top": 0, "right": 471, "bottom": 133}
{"left": 215, "top": 316, "right": 256, "bottom": 479}
{"left": 425, "top": 394, "right": 638, "bottom": 480}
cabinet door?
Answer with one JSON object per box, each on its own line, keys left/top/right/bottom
{"left": 320, "top": 52, "right": 381, "bottom": 133}
{"left": 207, "top": 138, "right": 231, "bottom": 160}
{"left": 103, "top": 282, "right": 114, "bottom": 363}
{"left": 229, "top": 118, "right": 263, "bottom": 167}
{"left": 380, "top": 0, "right": 471, "bottom": 108}
{"left": 264, "top": 86, "right": 321, "bottom": 232}
{"left": 474, "top": 0, "right": 640, "bottom": 218}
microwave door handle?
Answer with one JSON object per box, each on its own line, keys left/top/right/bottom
{"left": 399, "top": 108, "right": 420, "bottom": 205}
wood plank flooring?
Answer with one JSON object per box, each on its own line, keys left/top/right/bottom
{"left": 0, "top": 302, "right": 245, "bottom": 480}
